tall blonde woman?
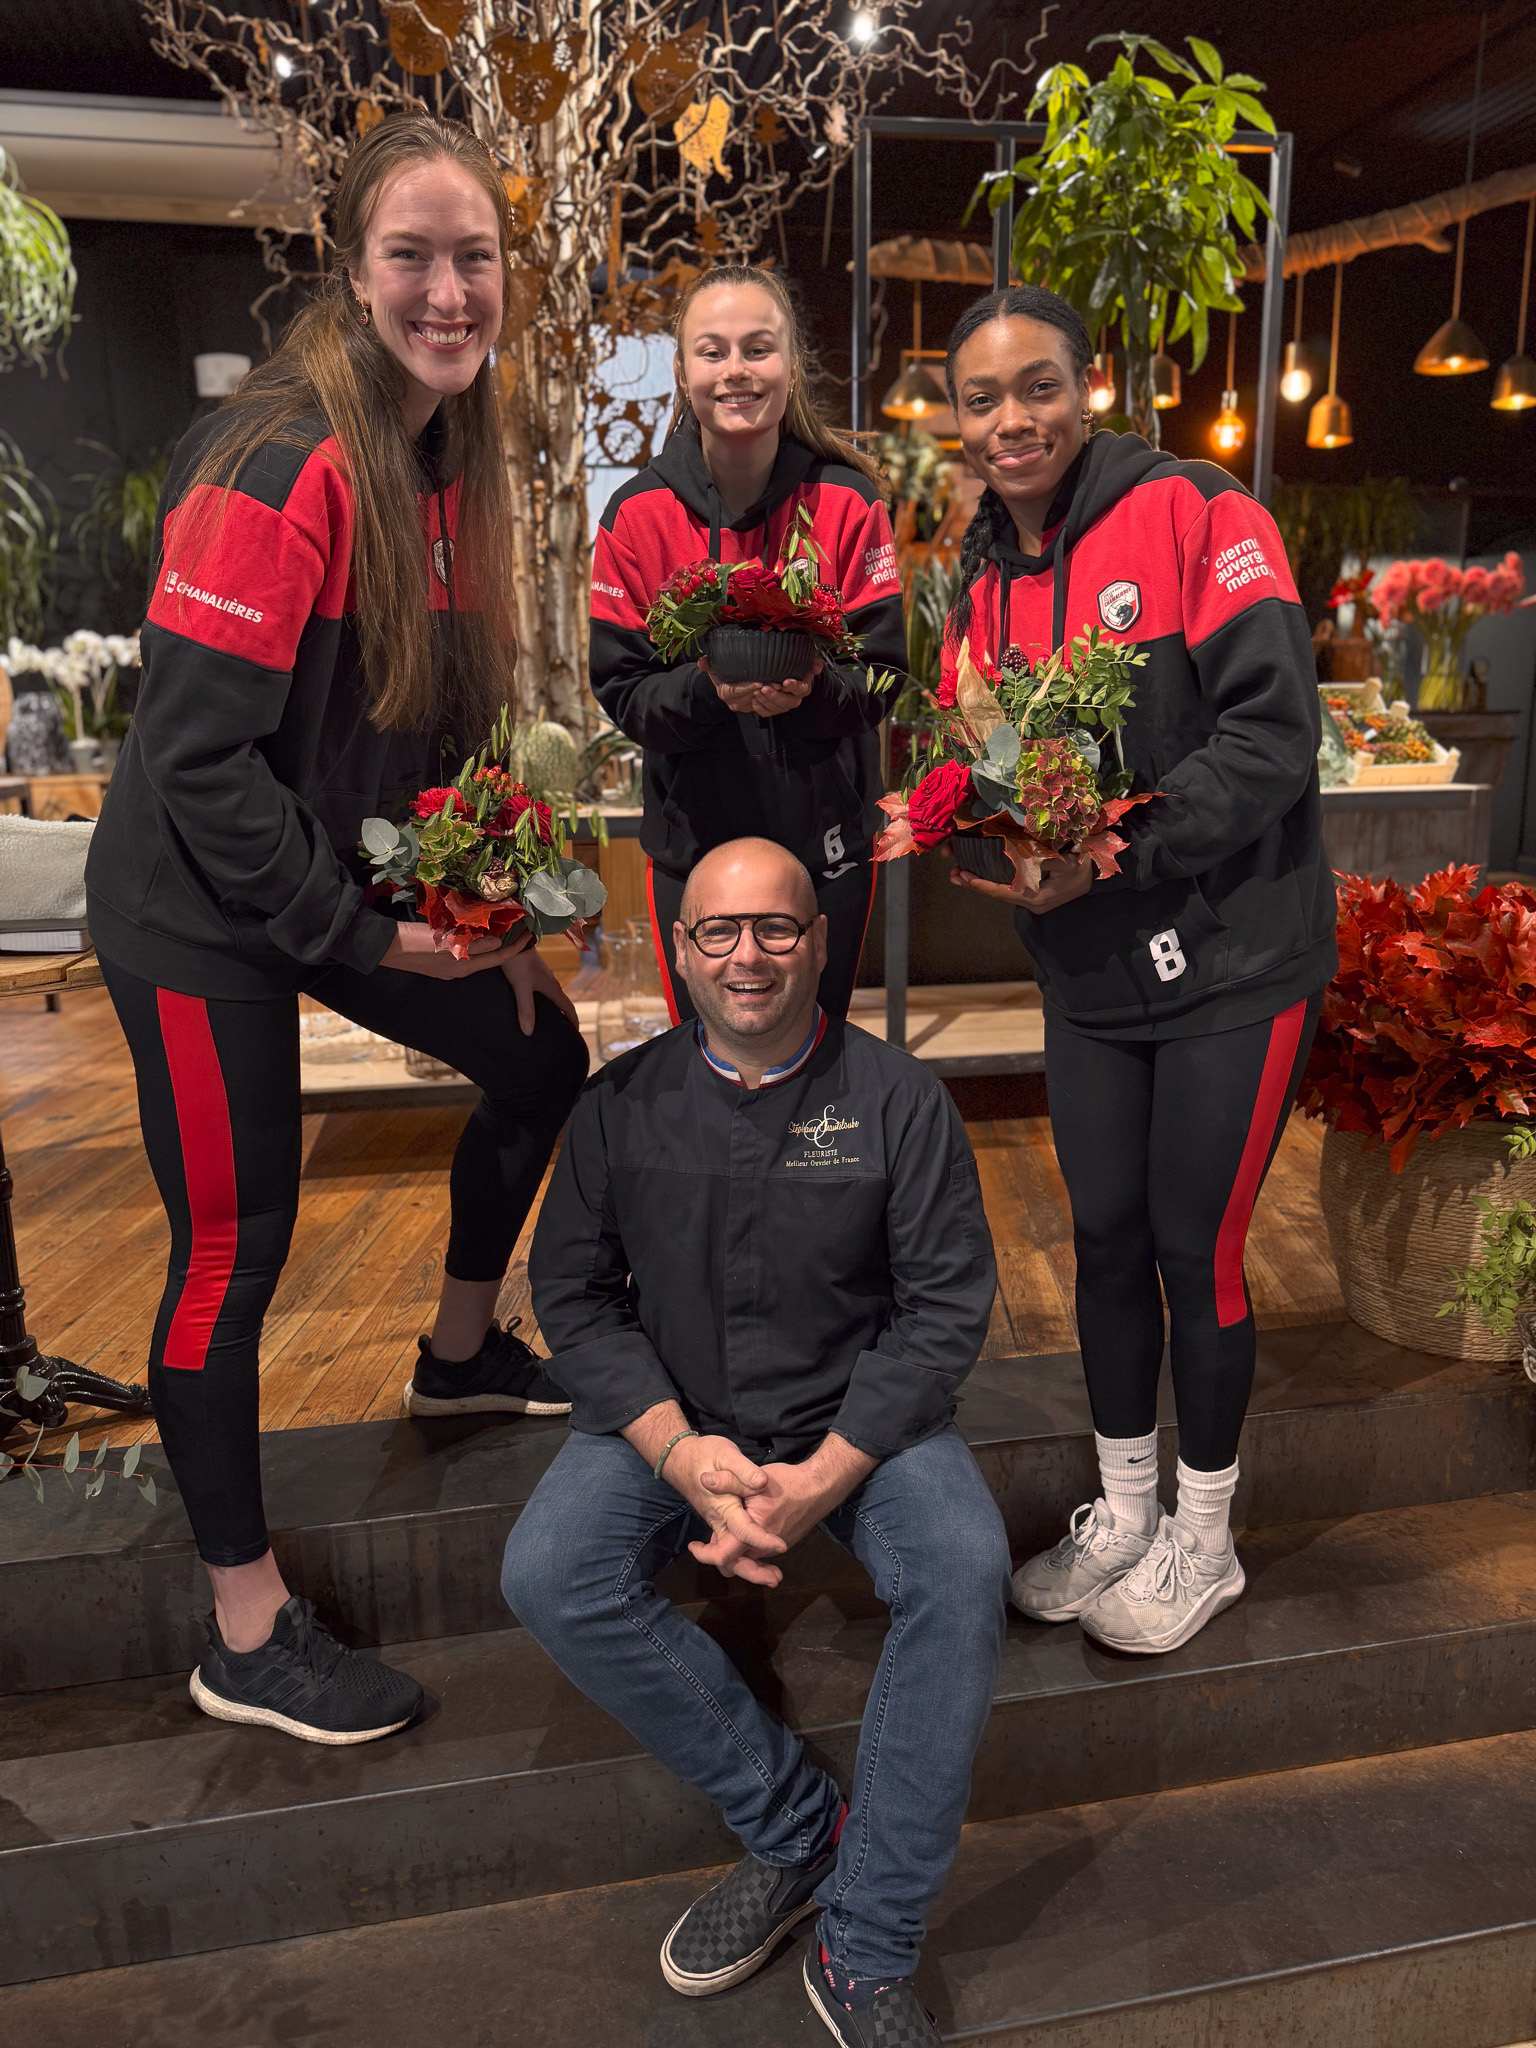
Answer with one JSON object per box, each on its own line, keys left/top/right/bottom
{"left": 87, "top": 116, "right": 588, "bottom": 1745}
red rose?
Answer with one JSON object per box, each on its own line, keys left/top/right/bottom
{"left": 905, "top": 757, "right": 975, "bottom": 849}
{"left": 413, "top": 787, "right": 461, "bottom": 820}
{"left": 488, "top": 783, "right": 554, "bottom": 841}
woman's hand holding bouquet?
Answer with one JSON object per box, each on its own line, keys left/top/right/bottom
{"left": 875, "top": 629, "right": 1153, "bottom": 909}
{"left": 359, "top": 709, "right": 605, "bottom": 1031}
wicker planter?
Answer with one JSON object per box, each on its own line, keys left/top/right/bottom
{"left": 1319, "top": 1122, "right": 1536, "bottom": 1361}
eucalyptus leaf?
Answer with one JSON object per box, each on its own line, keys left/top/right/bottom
{"left": 122, "top": 1441, "right": 141, "bottom": 1479}
{"left": 138, "top": 1475, "right": 157, "bottom": 1506}
{"left": 360, "top": 817, "right": 401, "bottom": 861}
{"left": 984, "top": 725, "right": 1022, "bottom": 771}
{"left": 13, "top": 1366, "right": 45, "bottom": 1401}
{"left": 522, "top": 870, "right": 576, "bottom": 919}
{"left": 62, "top": 1433, "right": 79, "bottom": 1475}
{"left": 0, "top": 1452, "right": 11, "bottom": 1478}
{"left": 25, "top": 1465, "right": 42, "bottom": 1504}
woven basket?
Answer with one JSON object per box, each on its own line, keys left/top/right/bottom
{"left": 1319, "top": 1122, "right": 1536, "bottom": 1361}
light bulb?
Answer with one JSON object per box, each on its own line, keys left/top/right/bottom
{"left": 849, "top": 10, "right": 877, "bottom": 43}
{"left": 1211, "top": 393, "right": 1246, "bottom": 457}
{"left": 1279, "top": 341, "right": 1312, "bottom": 404}
{"left": 273, "top": 52, "right": 295, "bottom": 77}
{"left": 1088, "top": 351, "right": 1116, "bottom": 413}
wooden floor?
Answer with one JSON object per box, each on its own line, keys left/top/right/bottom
{"left": 0, "top": 986, "right": 1344, "bottom": 1453}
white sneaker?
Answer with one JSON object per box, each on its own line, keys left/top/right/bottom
{"left": 1010, "top": 1499, "right": 1156, "bottom": 1622}
{"left": 1080, "top": 1513, "right": 1245, "bottom": 1655}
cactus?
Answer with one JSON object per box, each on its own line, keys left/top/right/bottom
{"left": 510, "top": 719, "right": 580, "bottom": 795}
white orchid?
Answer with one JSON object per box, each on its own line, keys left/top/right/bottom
{"left": 2, "top": 630, "right": 139, "bottom": 742}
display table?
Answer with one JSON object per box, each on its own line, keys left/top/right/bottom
{"left": 0, "top": 950, "right": 154, "bottom": 1434}
{"left": 22, "top": 773, "right": 112, "bottom": 821}
{"left": 1320, "top": 782, "right": 1494, "bottom": 886}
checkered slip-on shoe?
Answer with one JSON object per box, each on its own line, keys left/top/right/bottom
{"left": 803, "top": 1949, "right": 943, "bottom": 2045}
{"left": 660, "top": 1840, "right": 838, "bottom": 1996}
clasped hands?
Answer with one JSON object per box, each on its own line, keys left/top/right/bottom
{"left": 664, "top": 1430, "right": 875, "bottom": 1588}
{"left": 698, "top": 652, "right": 821, "bottom": 721}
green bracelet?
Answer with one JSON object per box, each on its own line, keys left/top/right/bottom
{"left": 654, "top": 1428, "right": 699, "bottom": 1482}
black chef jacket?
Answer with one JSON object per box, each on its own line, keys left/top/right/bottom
{"left": 529, "top": 1014, "right": 998, "bottom": 1463}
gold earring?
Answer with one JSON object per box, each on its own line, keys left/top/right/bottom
{"left": 356, "top": 299, "right": 370, "bottom": 325}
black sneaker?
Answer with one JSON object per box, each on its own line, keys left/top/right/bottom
{"left": 403, "top": 1319, "right": 571, "bottom": 1417}
{"left": 189, "top": 1596, "right": 423, "bottom": 1746}
{"left": 803, "top": 1948, "right": 943, "bottom": 2046}
{"left": 661, "top": 1838, "right": 840, "bottom": 1997}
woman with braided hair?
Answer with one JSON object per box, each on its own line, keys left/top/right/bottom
{"left": 940, "top": 285, "right": 1335, "bottom": 1654}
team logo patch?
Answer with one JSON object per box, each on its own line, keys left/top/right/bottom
{"left": 432, "top": 535, "right": 453, "bottom": 587}
{"left": 1098, "top": 579, "right": 1140, "bottom": 631}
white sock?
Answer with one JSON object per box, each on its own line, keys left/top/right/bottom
{"left": 1173, "top": 1457, "right": 1239, "bottom": 1556}
{"left": 1094, "top": 1429, "right": 1160, "bottom": 1537}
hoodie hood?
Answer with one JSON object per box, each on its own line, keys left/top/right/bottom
{"left": 649, "top": 417, "right": 820, "bottom": 560}
{"left": 988, "top": 431, "right": 1184, "bottom": 655}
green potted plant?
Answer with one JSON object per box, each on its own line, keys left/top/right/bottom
{"left": 0, "top": 146, "right": 75, "bottom": 374}
{"left": 985, "top": 34, "right": 1272, "bottom": 444}
{"left": 1300, "top": 864, "right": 1536, "bottom": 1362}
{"left": 71, "top": 441, "right": 174, "bottom": 611}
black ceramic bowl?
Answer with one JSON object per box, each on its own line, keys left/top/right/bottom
{"left": 705, "top": 625, "right": 817, "bottom": 685}
{"left": 949, "top": 829, "right": 1018, "bottom": 885}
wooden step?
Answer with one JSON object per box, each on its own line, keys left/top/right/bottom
{"left": 5, "top": 1724, "right": 1536, "bottom": 2043}
{"left": 3, "top": 1325, "right": 1530, "bottom": 1692}
{"left": 3, "top": 1491, "right": 1534, "bottom": 1984}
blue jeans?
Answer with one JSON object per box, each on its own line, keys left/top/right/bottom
{"left": 502, "top": 1424, "right": 1009, "bottom": 1991}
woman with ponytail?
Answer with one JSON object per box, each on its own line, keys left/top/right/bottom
{"left": 589, "top": 265, "right": 909, "bottom": 1021}
{"left": 939, "top": 286, "right": 1334, "bottom": 1655}
{"left": 86, "top": 116, "right": 589, "bottom": 1744}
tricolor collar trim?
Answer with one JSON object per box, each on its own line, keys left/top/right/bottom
{"left": 697, "top": 1007, "right": 827, "bottom": 1089}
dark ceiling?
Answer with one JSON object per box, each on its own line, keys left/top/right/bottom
{"left": 3, "top": 3, "right": 1533, "bottom": 230}
{"left": 3, "top": 3, "right": 1533, "bottom": 497}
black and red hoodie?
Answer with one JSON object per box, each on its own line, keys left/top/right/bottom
{"left": 87, "top": 411, "right": 466, "bottom": 1000}
{"left": 942, "top": 431, "right": 1336, "bottom": 1037}
{"left": 589, "top": 420, "right": 908, "bottom": 881}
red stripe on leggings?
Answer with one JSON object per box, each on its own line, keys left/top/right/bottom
{"left": 156, "top": 989, "right": 239, "bottom": 1370}
{"left": 646, "top": 859, "right": 683, "bottom": 1027}
{"left": 1213, "top": 998, "right": 1307, "bottom": 1328}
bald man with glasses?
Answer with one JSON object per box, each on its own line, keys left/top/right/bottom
{"left": 503, "top": 837, "right": 1006, "bottom": 2048}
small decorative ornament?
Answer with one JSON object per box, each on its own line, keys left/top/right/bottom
{"left": 675, "top": 97, "right": 732, "bottom": 181}
{"left": 630, "top": 26, "right": 708, "bottom": 119}
{"left": 490, "top": 32, "right": 582, "bottom": 126}
{"left": 753, "top": 107, "right": 788, "bottom": 148}
{"left": 356, "top": 98, "right": 383, "bottom": 137}
{"left": 1097, "top": 580, "right": 1140, "bottom": 631}
{"left": 386, "top": 0, "right": 465, "bottom": 77}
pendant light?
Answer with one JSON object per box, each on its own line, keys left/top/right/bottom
{"left": 1150, "top": 320, "right": 1181, "bottom": 410}
{"left": 1415, "top": 12, "right": 1491, "bottom": 376}
{"left": 881, "top": 277, "right": 949, "bottom": 421}
{"left": 1280, "top": 271, "right": 1312, "bottom": 403}
{"left": 1307, "top": 262, "right": 1353, "bottom": 448}
{"left": 1211, "top": 310, "right": 1246, "bottom": 456}
{"left": 1088, "top": 328, "right": 1117, "bottom": 414}
{"left": 1492, "top": 196, "right": 1536, "bottom": 411}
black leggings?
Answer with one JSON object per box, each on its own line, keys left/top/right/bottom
{"left": 1045, "top": 995, "right": 1321, "bottom": 1473}
{"left": 646, "top": 857, "right": 877, "bottom": 1024}
{"left": 99, "top": 951, "right": 589, "bottom": 1566}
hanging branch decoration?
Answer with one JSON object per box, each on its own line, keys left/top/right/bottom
{"left": 0, "top": 147, "right": 76, "bottom": 374}
{"left": 139, "top": 0, "right": 1054, "bottom": 725}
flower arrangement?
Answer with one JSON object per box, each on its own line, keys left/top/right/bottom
{"left": 1327, "top": 568, "right": 1376, "bottom": 629}
{"left": 1370, "top": 552, "right": 1529, "bottom": 711}
{"left": 1322, "top": 691, "right": 1439, "bottom": 768}
{"left": 645, "top": 503, "right": 868, "bottom": 665}
{"left": 360, "top": 709, "right": 606, "bottom": 959}
{"left": 1299, "top": 865, "right": 1536, "bottom": 1171}
{"left": 873, "top": 631, "right": 1152, "bottom": 887}
{"left": 4, "top": 630, "right": 140, "bottom": 742}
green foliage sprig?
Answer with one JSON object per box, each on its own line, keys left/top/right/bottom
{"left": 0, "top": 148, "right": 75, "bottom": 374}
{"left": 1440, "top": 1124, "right": 1536, "bottom": 1335}
{"left": 0, "top": 1391, "right": 158, "bottom": 1509}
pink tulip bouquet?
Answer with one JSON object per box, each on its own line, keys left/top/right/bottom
{"left": 1371, "top": 552, "right": 1529, "bottom": 711}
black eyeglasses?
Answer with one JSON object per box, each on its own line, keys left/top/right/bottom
{"left": 685, "top": 914, "right": 814, "bottom": 957}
